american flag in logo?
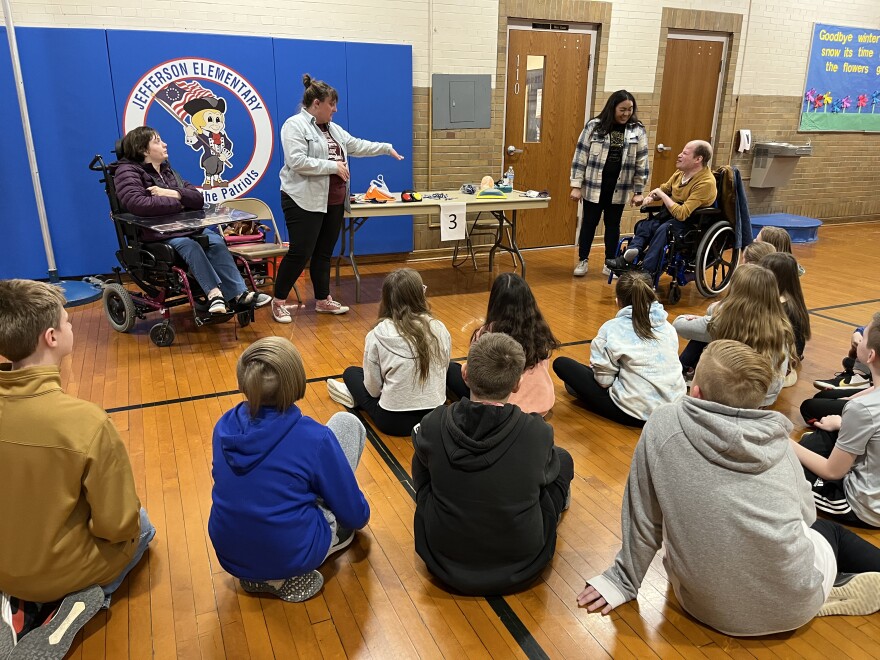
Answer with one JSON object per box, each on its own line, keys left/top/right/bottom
{"left": 155, "top": 81, "right": 215, "bottom": 122}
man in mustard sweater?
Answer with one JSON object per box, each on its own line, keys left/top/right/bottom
{"left": 606, "top": 140, "right": 717, "bottom": 275}
{"left": 0, "top": 279, "right": 154, "bottom": 656}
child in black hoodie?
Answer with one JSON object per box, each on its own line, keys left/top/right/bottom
{"left": 412, "top": 332, "right": 574, "bottom": 595}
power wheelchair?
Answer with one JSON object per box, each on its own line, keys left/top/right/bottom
{"left": 88, "top": 149, "right": 260, "bottom": 347}
{"left": 608, "top": 166, "right": 743, "bottom": 304}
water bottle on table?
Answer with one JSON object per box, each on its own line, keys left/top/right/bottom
{"left": 505, "top": 166, "right": 515, "bottom": 190}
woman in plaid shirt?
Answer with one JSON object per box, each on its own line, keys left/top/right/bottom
{"left": 570, "top": 91, "right": 649, "bottom": 277}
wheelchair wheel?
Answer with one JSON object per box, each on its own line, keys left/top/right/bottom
{"left": 694, "top": 221, "right": 739, "bottom": 298}
{"left": 149, "top": 322, "right": 175, "bottom": 347}
{"left": 668, "top": 282, "right": 682, "bottom": 305}
{"left": 103, "top": 284, "right": 137, "bottom": 333}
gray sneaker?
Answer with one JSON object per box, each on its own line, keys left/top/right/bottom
{"left": 623, "top": 247, "right": 639, "bottom": 263}
{"left": 573, "top": 259, "right": 589, "bottom": 277}
{"left": 11, "top": 585, "right": 105, "bottom": 659}
{"left": 240, "top": 571, "right": 324, "bottom": 603}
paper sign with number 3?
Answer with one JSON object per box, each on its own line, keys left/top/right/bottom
{"left": 439, "top": 202, "right": 467, "bottom": 242}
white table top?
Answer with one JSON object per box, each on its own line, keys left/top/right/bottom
{"left": 346, "top": 190, "right": 551, "bottom": 217}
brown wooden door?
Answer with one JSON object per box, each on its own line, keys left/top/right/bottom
{"left": 652, "top": 37, "right": 725, "bottom": 187}
{"left": 504, "top": 30, "right": 590, "bottom": 248}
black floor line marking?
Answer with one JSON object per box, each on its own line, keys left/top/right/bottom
{"left": 103, "top": 376, "right": 549, "bottom": 658}
{"left": 809, "top": 311, "right": 861, "bottom": 327}
{"left": 808, "top": 298, "right": 880, "bottom": 313}
{"left": 105, "top": 373, "right": 343, "bottom": 414}
{"left": 349, "top": 408, "right": 549, "bottom": 660}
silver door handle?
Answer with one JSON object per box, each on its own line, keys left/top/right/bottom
{"left": 507, "top": 145, "right": 523, "bottom": 155}
{"left": 657, "top": 144, "right": 672, "bottom": 152}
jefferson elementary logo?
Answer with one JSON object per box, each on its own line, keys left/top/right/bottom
{"left": 123, "top": 58, "right": 273, "bottom": 203}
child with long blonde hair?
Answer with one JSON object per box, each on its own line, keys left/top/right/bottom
{"left": 329, "top": 268, "right": 451, "bottom": 436}
{"left": 674, "top": 263, "right": 796, "bottom": 405}
{"left": 757, "top": 226, "right": 805, "bottom": 275}
{"left": 553, "top": 271, "right": 685, "bottom": 426}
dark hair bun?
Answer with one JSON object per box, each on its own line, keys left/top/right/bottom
{"left": 302, "top": 73, "right": 312, "bottom": 88}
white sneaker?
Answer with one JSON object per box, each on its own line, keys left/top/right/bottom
{"left": 315, "top": 296, "right": 349, "bottom": 315}
{"left": 818, "top": 572, "right": 880, "bottom": 616}
{"left": 327, "top": 378, "right": 355, "bottom": 408}
{"left": 601, "top": 265, "right": 618, "bottom": 278}
{"left": 573, "top": 259, "right": 589, "bottom": 277}
{"left": 272, "top": 299, "right": 292, "bottom": 324}
{"left": 254, "top": 293, "right": 272, "bottom": 308}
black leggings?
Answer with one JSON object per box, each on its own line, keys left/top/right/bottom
{"left": 342, "top": 366, "right": 433, "bottom": 437}
{"left": 446, "top": 361, "right": 470, "bottom": 400}
{"left": 679, "top": 340, "right": 708, "bottom": 370}
{"left": 800, "top": 389, "right": 850, "bottom": 424}
{"left": 580, "top": 200, "right": 625, "bottom": 261}
{"left": 274, "top": 193, "right": 344, "bottom": 301}
{"left": 811, "top": 519, "right": 880, "bottom": 573}
{"left": 546, "top": 447, "right": 575, "bottom": 520}
{"left": 552, "top": 357, "right": 644, "bottom": 427}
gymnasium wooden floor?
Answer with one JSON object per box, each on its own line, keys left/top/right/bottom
{"left": 53, "top": 222, "right": 880, "bottom": 659}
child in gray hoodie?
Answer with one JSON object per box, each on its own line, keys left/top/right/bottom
{"left": 578, "top": 340, "right": 880, "bottom": 635}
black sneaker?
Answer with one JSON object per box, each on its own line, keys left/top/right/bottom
{"left": 327, "top": 527, "right": 355, "bottom": 557}
{"left": 604, "top": 255, "right": 630, "bottom": 272}
{"left": 813, "top": 371, "right": 871, "bottom": 391}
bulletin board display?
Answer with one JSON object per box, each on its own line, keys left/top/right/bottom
{"left": 800, "top": 23, "right": 880, "bottom": 132}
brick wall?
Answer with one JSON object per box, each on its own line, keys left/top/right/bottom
{"left": 4, "top": 0, "right": 880, "bottom": 254}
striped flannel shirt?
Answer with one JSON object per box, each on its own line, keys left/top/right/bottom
{"left": 570, "top": 119, "right": 649, "bottom": 205}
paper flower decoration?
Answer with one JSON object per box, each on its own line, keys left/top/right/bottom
{"left": 823, "top": 92, "right": 833, "bottom": 112}
{"left": 841, "top": 95, "right": 851, "bottom": 112}
{"left": 872, "top": 91, "right": 880, "bottom": 113}
{"left": 830, "top": 99, "right": 842, "bottom": 114}
{"left": 813, "top": 94, "right": 825, "bottom": 110}
{"left": 858, "top": 94, "right": 868, "bottom": 112}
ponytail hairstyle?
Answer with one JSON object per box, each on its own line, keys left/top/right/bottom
{"left": 616, "top": 271, "right": 658, "bottom": 341}
{"left": 301, "top": 73, "right": 338, "bottom": 109}
{"left": 760, "top": 252, "right": 811, "bottom": 342}
{"left": 237, "top": 337, "right": 307, "bottom": 417}
{"left": 378, "top": 268, "right": 443, "bottom": 384}
{"left": 708, "top": 263, "right": 796, "bottom": 371}
{"left": 476, "top": 273, "right": 560, "bottom": 369}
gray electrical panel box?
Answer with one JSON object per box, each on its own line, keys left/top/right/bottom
{"left": 432, "top": 74, "right": 491, "bottom": 130}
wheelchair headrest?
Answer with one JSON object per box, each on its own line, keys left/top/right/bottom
{"left": 113, "top": 138, "right": 124, "bottom": 159}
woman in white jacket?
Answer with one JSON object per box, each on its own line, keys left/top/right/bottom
{"left": 328, "top": 269, "right": 451, "bottom": 436}
{"left": 271, "top": 74, "right": 403, "bottom": 323}
{"left": 553, "top": 271, "right": 685, "bottom": 426}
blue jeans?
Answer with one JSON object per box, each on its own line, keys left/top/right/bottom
{"left": 165, "top": 230, "right": 247, "bottom": 300}
{"left": 100, "top": 508, "right": 155, "bottom": 606}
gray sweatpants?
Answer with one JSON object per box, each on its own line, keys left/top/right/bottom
{"left": 320, "top": 412, "right": 367, "bottom": 556}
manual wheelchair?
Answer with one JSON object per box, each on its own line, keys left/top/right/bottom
{"left": 88, "top": 150, "right": 260, "bottom": 347}
{"left": 609, "top": 166, "right": 744, "bottom": 304}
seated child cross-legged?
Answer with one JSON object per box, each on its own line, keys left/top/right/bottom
{"left": 578, "top": 340, "right": 880, "bottom": 635}
{"left": 447, "top": 273, "right": 560, "bottom": 416}
{"left": 329, "top": 268, "right": 452, "bottom": 437}
{"left": 0, "top": 280, "right": 154, "bottom": 657}
{"left": 413, "top": 332, "right": 574, "bottom": 596}
{"left": 553, "top": 271, "right": 686, "bottom": 427}
{"left": 208, "top": 337, "right": 370, "bottom": 603}
{"left": 791, "top": 311, "right": 880, "bottom": 528}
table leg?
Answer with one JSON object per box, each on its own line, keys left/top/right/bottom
{"left": 335, "top": 220, "right": 347, "bottom": 286}
{"left": 350, "top": 218, "right": 361, "bottom": 303}
{"left": 510, "top": 209, "right": 525, "bottom": 279}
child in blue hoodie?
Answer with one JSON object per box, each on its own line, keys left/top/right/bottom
{"left": 208, "top": 337, "right": 370, "bottom": 602}
{"left": 553, "top": 270, "right": 685, "bottom": 426}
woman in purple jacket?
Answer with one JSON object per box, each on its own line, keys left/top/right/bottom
{"left": 115, "top": 126, "right": 269, "bottom": 314}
